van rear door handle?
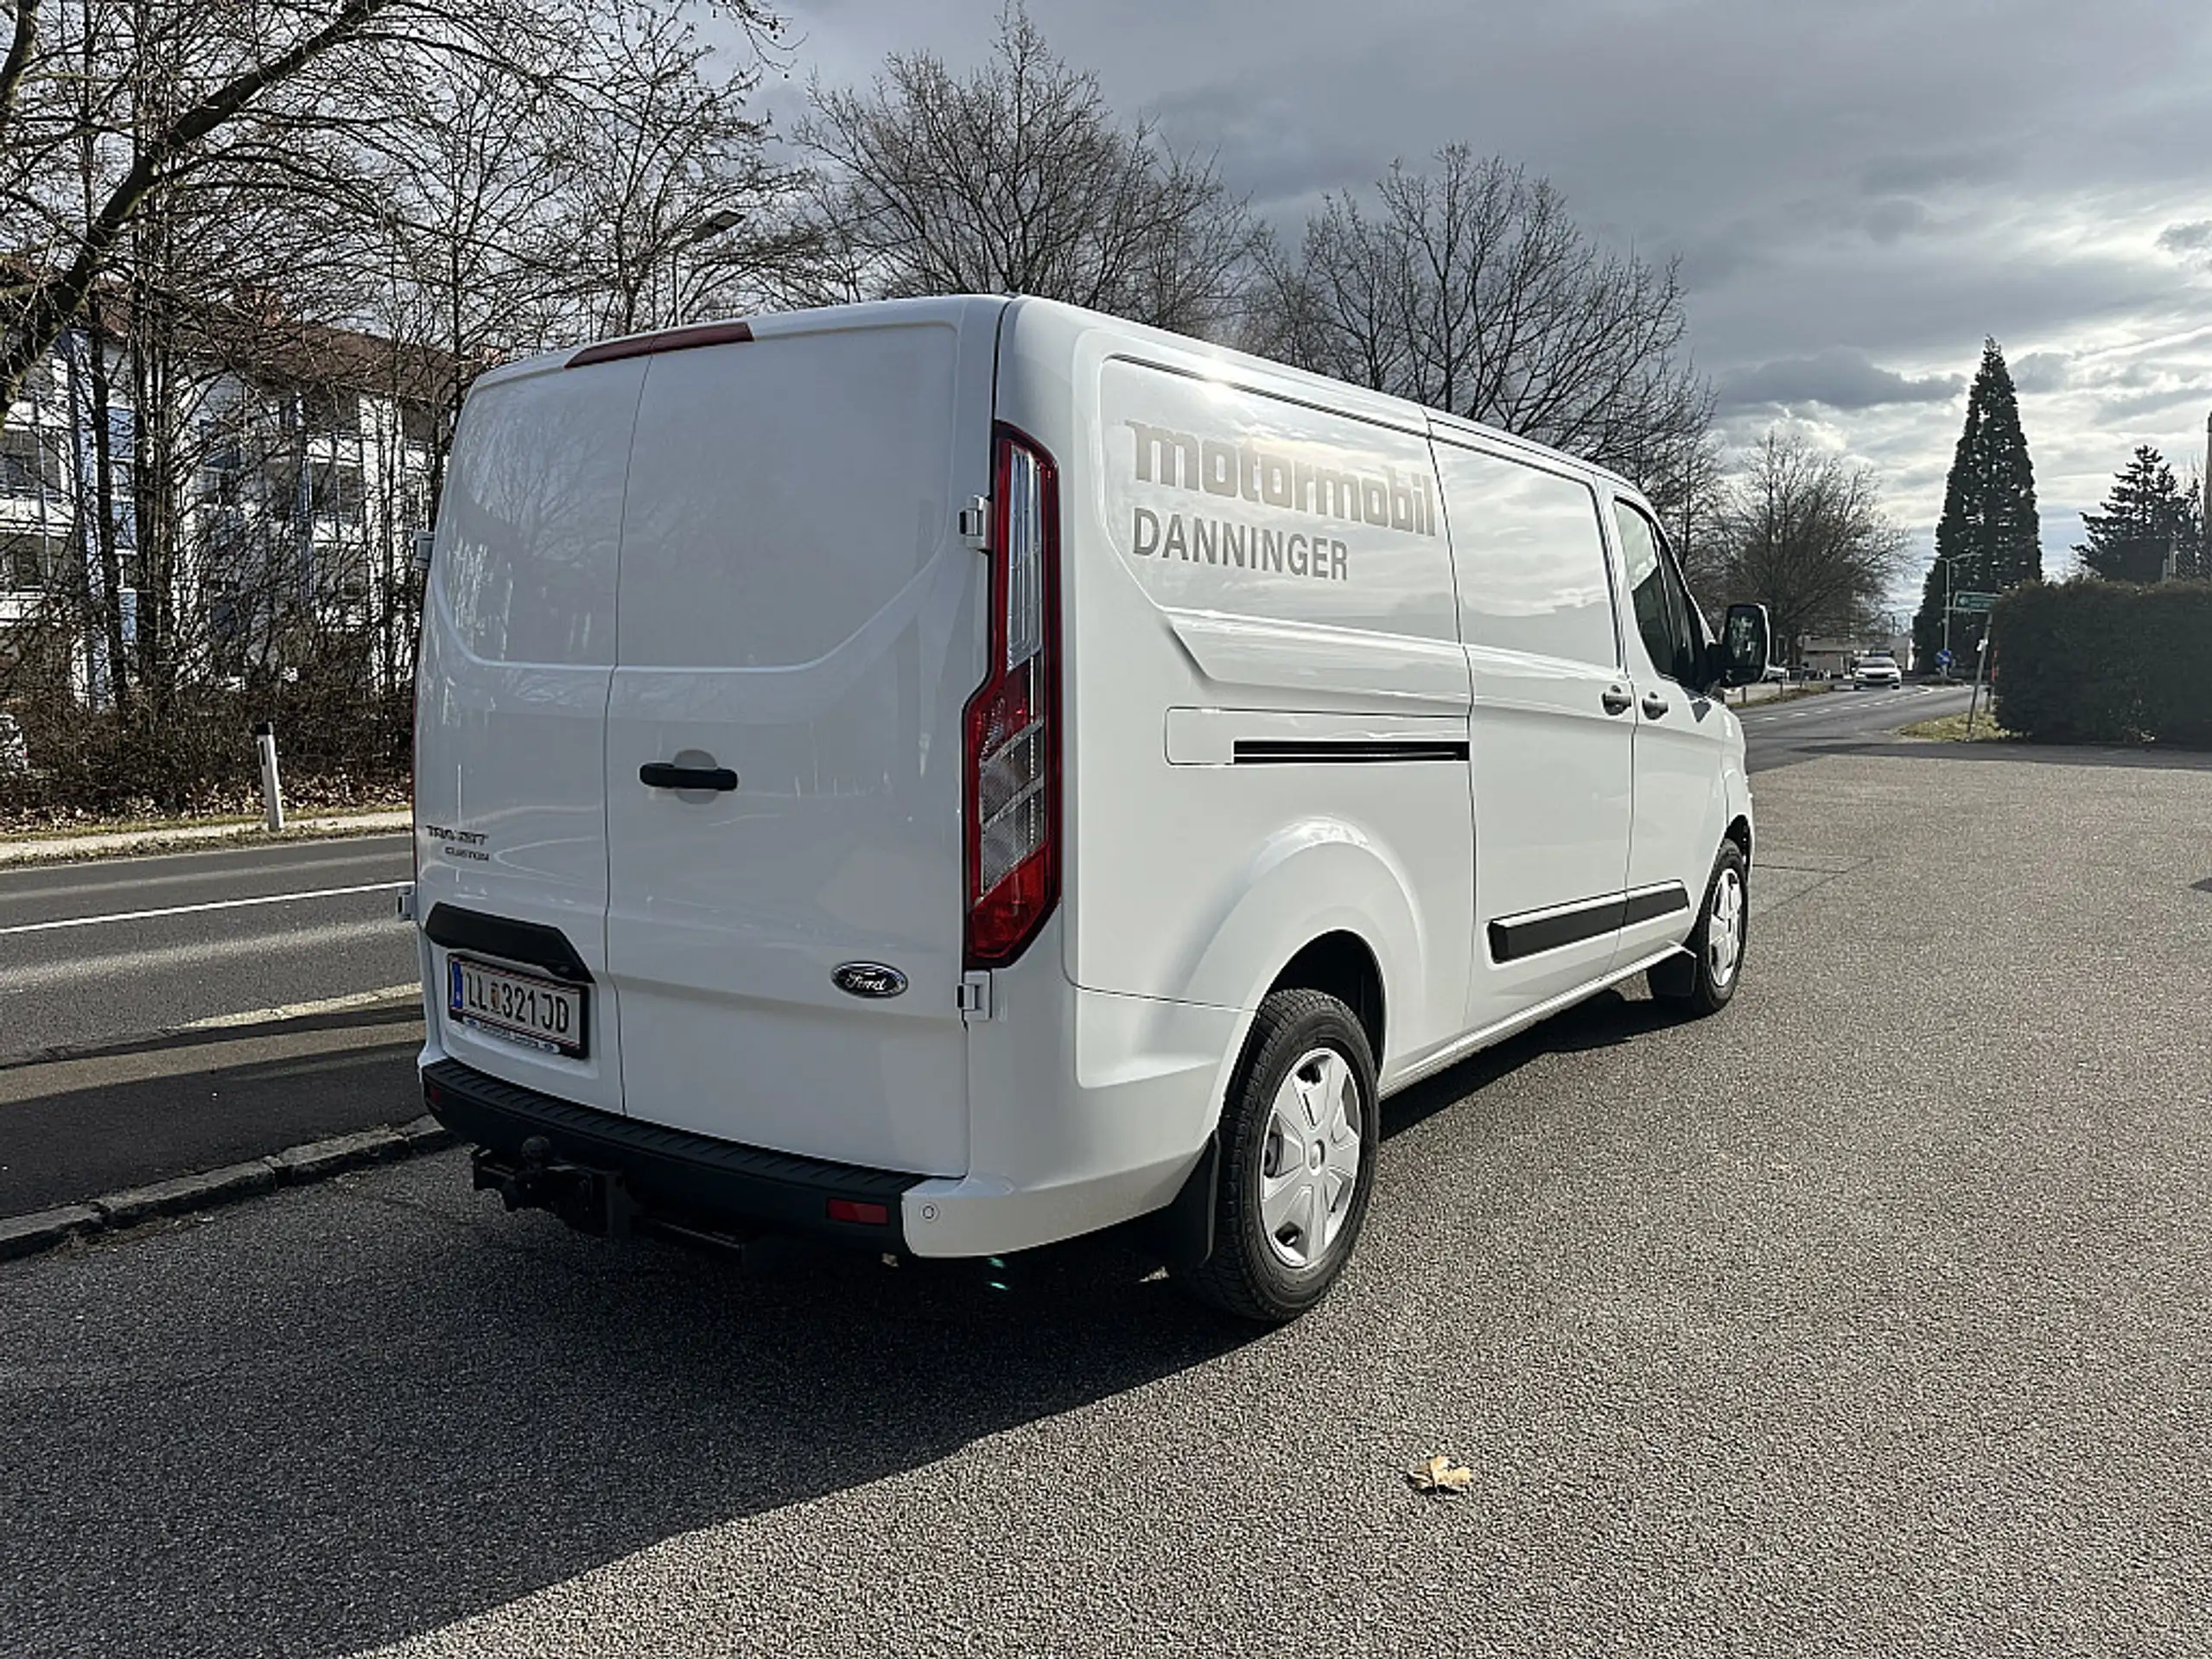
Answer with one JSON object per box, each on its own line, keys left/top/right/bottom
{"left": 1641, "top": 690, "right": 1669, "bottom": 719}
{"left": 639, "top": 762, "right": 739, "bottom": 791}
{"left": 1601, "top": 685, "right": 1632, "bottom": 715}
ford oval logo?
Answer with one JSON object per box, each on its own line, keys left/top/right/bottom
{"left": 832, "top": 962, "right": 908, "bottom": 999}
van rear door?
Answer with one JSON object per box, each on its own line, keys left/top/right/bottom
{"left": 602, "top": 302, "right": 1001, "bottom": 1177}
{"left": 415, "top": 353, "right": 642, "bottom": 1116}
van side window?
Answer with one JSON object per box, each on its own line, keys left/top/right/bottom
{"left": 1433, "top": 443, "right": 1618, "bottom": 667}
{"left": 1615, "top": 500, "right": 1698, "bottom": 687}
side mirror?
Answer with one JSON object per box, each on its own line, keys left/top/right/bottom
{"left": 410, "top": 530, "right": 435, "bottom": 575}
{"left": 1713, "top": 602, "right": 1770, "bottom": 689}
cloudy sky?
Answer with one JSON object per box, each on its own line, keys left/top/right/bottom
{"left": 754, "top": 0, "right": 2212, "bottom": 598}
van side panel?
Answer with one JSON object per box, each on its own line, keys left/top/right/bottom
{"left": 413, "top": 358, "right": 643, "bottom": 1116}
{"left": 997, "top": 310, "right": 1473, "bottom": 1081}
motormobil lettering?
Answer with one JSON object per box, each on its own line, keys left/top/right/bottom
{"left": 1123, "top": 420, "right": 1437, "bottom": 584}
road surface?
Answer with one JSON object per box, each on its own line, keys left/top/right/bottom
{"left": 0, "top": 834, "right": 416, "bottom": 1060}
{"left": 0, "top": 836, "right": 420, "bottom": 1213}
{"left": 1739, "top": 680, "right": 1975, "bottom": 770}
{"left": 6, "top": 742, "right": 2210, "bottom": 1656}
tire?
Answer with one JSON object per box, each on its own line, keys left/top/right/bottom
{"left": 1175, "top": 988, "right": 1379, "bottom": 1323}
{"left": 1647, "top": 839, "right": 1749, "bottom": 1017}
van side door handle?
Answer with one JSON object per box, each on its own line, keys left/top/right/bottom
{"left": 1641, "top": 690, "right": 1669, "bottom": 719}
{"left": 1601, "top": 685, "right": 1633, "bottom": 715}
{"left": 639, "top": 762, "right": 739, "bottom": 791}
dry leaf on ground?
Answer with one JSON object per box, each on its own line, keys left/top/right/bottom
{"left": 1407, "top": 1454, "right": 1473, "bottom": 1495}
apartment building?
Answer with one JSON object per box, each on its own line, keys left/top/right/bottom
{"left": 0, "top": 311, "right": 446, "bottom": 703}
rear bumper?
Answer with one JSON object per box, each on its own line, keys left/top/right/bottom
{"left": 421, "top": 1058, "right": 920, "bottom": 1249}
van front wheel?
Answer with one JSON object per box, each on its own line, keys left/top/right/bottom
{"left": 1176, "top": 988, "right": 1379, "bottom": 1323}
{"left": 1648, "top": 840, "right": 1748, "bottom": 1016}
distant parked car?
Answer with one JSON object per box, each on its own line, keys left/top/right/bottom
{"left": 1762, "top": 662, "right": 1789, "bottom": 683}
{"left": 1853, "top": 653, "right": 1903, "bottom": 690}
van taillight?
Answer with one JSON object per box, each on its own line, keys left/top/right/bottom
{"left": 963, "top": 424, "right": 1060, "bottom": 969}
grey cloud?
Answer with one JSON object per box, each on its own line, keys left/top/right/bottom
{"left": 1719, "top": 350, "right": 1965, "bottom": 412}
{"left": 1863, "top": 198, "right": 1933, "bottom": 245}
{"left": 2012, "top": 352, "right": 2073, "bottom": 393}
{"left": 2159, "top": 220, "right": 2212, "bottom": 258}
{"left": 2096, "top": 387, "right": 2212, "bottom": 425}
{"left": 1860, "top": 150, "right": 2012, "bottom": 196}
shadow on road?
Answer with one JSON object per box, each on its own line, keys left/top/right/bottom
{"left": 0, "top": 982, "right": 1696, "bottom": 1656}
{"left": 1382, "top": 986, "right": 1674, "bottom": 1144}
{"left": 0, "top": 1009, "right": 423, "bottom": 1213}
{"left": 0, "top": 999, "right": 420, "bottom": 1074}
{"left": 2, "top": 1179, "right": 1250, "bottom": 1658}
{"left": 1823, "top": 740, "right": 2212, "bottom": 772}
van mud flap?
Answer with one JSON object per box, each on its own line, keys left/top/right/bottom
{"left": 472, "top": 1136, "right": 639, "bottom": 1237}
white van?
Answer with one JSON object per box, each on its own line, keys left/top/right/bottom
{"left": 407, "top": 296, "right": 1769, "bottom": 1321}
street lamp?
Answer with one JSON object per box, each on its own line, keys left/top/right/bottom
{"left": 686, "top": 208, "right": 747, "bottom": 245}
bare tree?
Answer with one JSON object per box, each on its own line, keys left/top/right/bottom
{"left": 783, "top": 3, "right": 1258, "bottom": 335}
{"left": 1713, "top": 431, "right": 1908, "bottom": 659}
{"left": 0, "top": 0, "right": 594, "bottom": 412}
{"left": 539, "top": 7, "right": 800, "bottom": 340}
{"left": 1251, "top": 147, "right": 1713, "bottom": 503}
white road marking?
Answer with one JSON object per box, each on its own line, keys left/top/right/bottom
{"left": 0, "top": 918, "right": 407, "bottom": 996}
{"left": 175, "top": 983, "right": 422, "bottom": 1031}
{"left": 0, "top": 848, "right": 409, "bottom": 906}
{"left": 0, "top": 881, "right": 408, "bottom": 938}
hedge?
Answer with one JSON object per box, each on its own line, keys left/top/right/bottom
{"left": 0, "top": 671, "right": 413, "bottom": 823}
{"left": 1993, "top": 579, "right": 2212, "bottom": 747}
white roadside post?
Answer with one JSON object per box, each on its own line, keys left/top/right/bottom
{"left": 252, "top": 720, "right": 286, "bottom": 833}
{"left": 1966, "top": 628, "right": 1991, "bottom": 735}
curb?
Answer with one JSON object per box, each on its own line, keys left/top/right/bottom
{"left": 0, "top": 1114, "right": 455, "bottom": 1264}
{"left": 0, "top": 813, "right": 412, "bottom": 868}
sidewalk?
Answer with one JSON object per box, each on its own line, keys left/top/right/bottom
{"left": 0, "top": 809, "right": 410, "bottom": 866}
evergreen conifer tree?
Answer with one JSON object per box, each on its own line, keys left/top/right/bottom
{"left": 1912, "top": 338, "right": 2043, "bottom": 667}
{"left": 2076, "top": 445, "right": 2201, "bottom": 581}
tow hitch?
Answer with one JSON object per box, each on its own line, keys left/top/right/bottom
{"left": 471, "top": 1136, "right": 638, "bottom": 1236}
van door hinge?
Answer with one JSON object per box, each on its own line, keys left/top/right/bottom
{"left": 958, "top": 970, "right": 994, "bottom": 1022}
{"left": 957, "top": 496, "right": 990, "bottom": 551}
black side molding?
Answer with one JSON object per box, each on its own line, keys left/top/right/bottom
{"left": 1489, "top": 883, "right": 1690, "bottom": 964}
{"left": 422, "top": 904, "right": 594, "bottom": 983}
{"left": 1234, "top": 738, "right": 1470, "bottom": 765}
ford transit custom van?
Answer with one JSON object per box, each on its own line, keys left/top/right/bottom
{"left": 407, "top": 296, "right": 1770, "bottom": 1321}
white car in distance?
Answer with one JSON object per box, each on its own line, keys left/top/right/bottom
{"left": 1853, "top": 653, "right": 1904, "bottom": 690}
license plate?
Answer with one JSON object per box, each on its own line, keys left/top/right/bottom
{"left": 448, "top": 957, "right": 587, "bottom": 1058}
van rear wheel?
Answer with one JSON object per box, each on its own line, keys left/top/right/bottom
{"left": 1176, "top": 988, "right": 1379, "bottom": 1323}
{"left": 1648, "top": 840, "right": 1748, "bottom": 1016}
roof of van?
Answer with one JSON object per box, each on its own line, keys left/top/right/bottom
{"left": 473, "top": 294, "right": 1640, "bottom": 493}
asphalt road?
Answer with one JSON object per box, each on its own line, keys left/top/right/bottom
{"left": 0, "top": 835, "right": 422, "bottom": 1213}
{"left": 1738, "top": 681, "right": 1976, "bottom": 770}
{"left": 4, "top": 743, "right": 2211, "bottom": 1656}
{"left": 0, "top": 833, "right": 416, "bottom": 1059}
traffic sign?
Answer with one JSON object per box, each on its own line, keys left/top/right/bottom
{"left": 1952, "top": 591, "right": 1997, "bottom": 613}
{"left": 1936, "top": 648, "right": 1954, "bottom": 670}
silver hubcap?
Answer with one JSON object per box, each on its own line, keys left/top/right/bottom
{"left": 1707, "top": 866, "right": 1745, "bottom": 988}
{"left": 1259, "top": 1047, "right": 1362, "bottom": 1270}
